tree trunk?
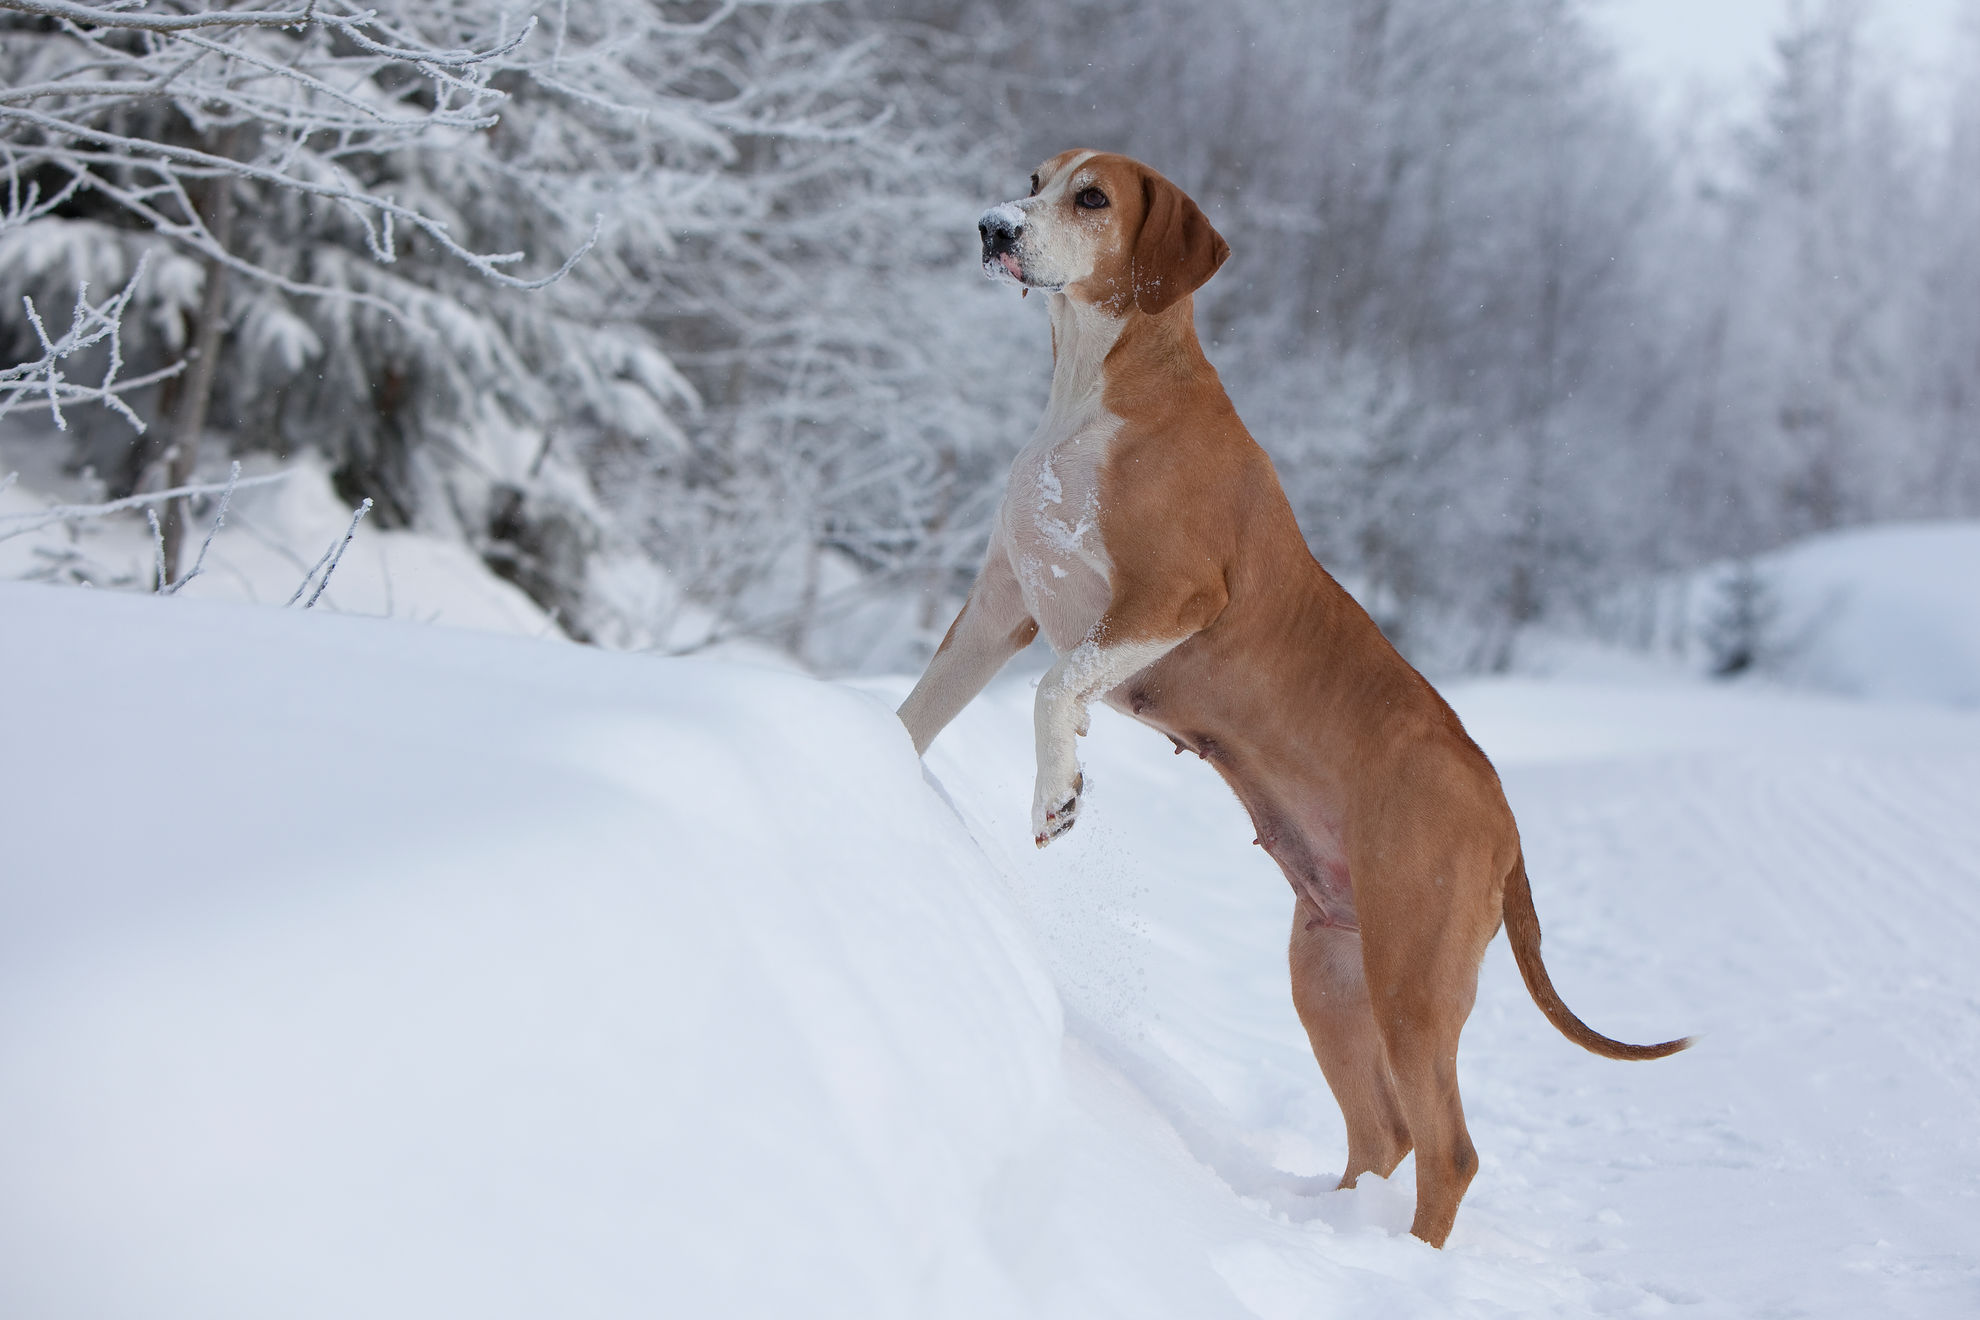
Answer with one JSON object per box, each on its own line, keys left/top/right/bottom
{"left": 160, "top": 151, "right": 239, "bottom": 584}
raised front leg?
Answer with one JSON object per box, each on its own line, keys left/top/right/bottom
{"left": 898, "top": 531, "right": 1037, "bottom": 755}
{"left": 1029, "top": 631, "right": 1187, "bottom": 846}
{"left": 1031, "top": 564, "right": 1230, "bottom": 846}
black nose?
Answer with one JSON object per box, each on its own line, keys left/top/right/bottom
{"left": 979, "top": 215, "right": 1021, "bottom": 259}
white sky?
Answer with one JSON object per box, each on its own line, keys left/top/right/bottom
{"left": 1592, "top": 0, "right": 1963, "bottom": 90}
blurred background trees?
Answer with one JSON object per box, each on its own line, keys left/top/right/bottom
{"left": 4, "top": 0, "right": 1975, "bottom": 671}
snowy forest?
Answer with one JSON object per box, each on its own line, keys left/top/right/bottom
{"left": 4, "top": 0, "right": 1978, "bottom": 670}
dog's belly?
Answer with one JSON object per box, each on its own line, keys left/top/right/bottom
{"left": 1211, "top": 758, "right": 1359, "bottom": 930}
{"left": 1000, "top": 424, "right": 1116, "bottom": 653}
{"left": 1110, "top": 660, "right": 1361, "bottom": 930}
{"left": 1254, "top": 795, "right": 1359, "bottom": 931}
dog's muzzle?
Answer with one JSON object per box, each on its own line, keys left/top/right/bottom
{"left": 979, "top": 207, "right": 1021, "bottom": 260}
{"left": 978, "top": 203, "right": 1026, "bottom": 282}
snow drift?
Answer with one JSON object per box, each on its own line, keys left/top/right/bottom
{"left": 1759, "top": 520, "right": 1980, "bottom": 707}
{"left": 3, "top": 578, "right": 1977, "bottom": 1318}
{"left": 0, "top": 581, "right": 1068, "bottom": 1318}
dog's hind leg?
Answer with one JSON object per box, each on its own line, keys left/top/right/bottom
{"left": 1289, "top": 905, "right": 1411, "bottom": 1188}
{"left": 1358, "top": 878, "right": 1496, "bottom": 1248}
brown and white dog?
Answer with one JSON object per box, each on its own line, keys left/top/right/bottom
{"left": 897, "top": 150, "right": 1688, "bottom": 1248}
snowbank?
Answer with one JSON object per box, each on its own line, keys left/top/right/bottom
{"left": 1764, "top": 520, "right": 1980, "bottom": 706}
{"left": 1689, "top": 520, "right": 1980, "bottom": 707}
{"left": 0, "top": 582, "right": 1061, "bottom": 1318}
{"left": 3, "top": 581, "right": 1976, "bottom": 1317}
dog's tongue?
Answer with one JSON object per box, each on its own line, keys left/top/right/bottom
{"left": 999, "top": 251, "right": 1023, "bottom": 281}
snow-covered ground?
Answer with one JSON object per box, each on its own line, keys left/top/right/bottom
{"left": 0, "top": 444, "right": 557, "bottom": 636}
{"left": 3, "top": 564, "right": 1978, "bottom": 1317}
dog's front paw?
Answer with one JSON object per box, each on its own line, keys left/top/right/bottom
{"left": 1032, "top": 771, "right": 1084, "bottom": 848}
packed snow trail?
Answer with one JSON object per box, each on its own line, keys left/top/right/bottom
{"left": 2, "top": 580, "right": 1977, "bottom": 1317}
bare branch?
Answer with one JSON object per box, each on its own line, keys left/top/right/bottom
{"left": 3, "top": 106, "right": 600, "bottom": 289}
{"left": 163, "top": 459, "right": 239, "bottom": 594}
{"left": 0, "top": 0, "right": 318, "bottom": 35}
{"left": 294, "top": 496, "right": 371, "bottom": 607}
{"left": 0, "top": 256, "right": 185, "bottom": 432}
{"left": 0, "top": 469, "right": 293, "bottom": 542}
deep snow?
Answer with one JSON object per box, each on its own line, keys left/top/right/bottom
{"left": 3, "top": 577, "right": 1978, "bottom": 1317}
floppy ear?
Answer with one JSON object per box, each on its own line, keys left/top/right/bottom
{"left": 1130, "top": 171, "right": 1230, "bottom": 315}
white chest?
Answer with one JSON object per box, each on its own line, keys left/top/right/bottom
{"left": 998, "top": 294, "right": 1127, "bottom": 654}
{"left": 1000, "top": 413, "right": 1118, "bottom": 654}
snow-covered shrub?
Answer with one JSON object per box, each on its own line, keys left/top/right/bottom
{"left": 1699, "top": 558, "right": 1782, "bottom": 677}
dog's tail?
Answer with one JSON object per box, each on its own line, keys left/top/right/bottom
{"left": 1502, "top": 851, "right": 1691, "bottom": 1061}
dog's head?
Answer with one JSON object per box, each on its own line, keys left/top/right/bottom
{"left": 978, "top": 150, "right": 1229, "bottom": 315}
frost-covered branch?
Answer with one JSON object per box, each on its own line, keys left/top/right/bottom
{"left": 0, "top": 1, "right": 592, "bottom": 291}
{"left": 0, "top": 0, "right": 318, "bottom": 33}
{"left": 164, "top": 460, "right": 240, "bottom": 594}
{"left": 0, "top": 468, "right": 291, "bottom": 542}
{"left": 0, "top": 255, "right": 183, "bottom": 431}
{"left": 290, "top": 495, "right": 371, "bottom": 607}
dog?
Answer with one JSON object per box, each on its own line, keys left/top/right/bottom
{"left": 896, "top": 150, "right": 1688, "bottom": 1247}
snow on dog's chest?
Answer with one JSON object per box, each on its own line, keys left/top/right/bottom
{"left": 1001, "top": 422, "right": 1117, "bottom": 654}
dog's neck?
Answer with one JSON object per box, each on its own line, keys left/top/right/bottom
{"left": 1035, "top": 293, "right": 1218, "bottom": 455}
{"left": 1042, "top": 294, "right": 1126, "bottom": 428}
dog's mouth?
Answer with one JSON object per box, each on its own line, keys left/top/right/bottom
{"left": 983, "top": 249, "right": 1062, "bottom": 297}
{"left": 983, "top": 249, "right": 1025, "bottom": 284}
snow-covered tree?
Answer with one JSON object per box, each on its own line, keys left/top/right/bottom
{"left": 599, "top": 3, "right": 1040, "bottom": 666}
{"left": 1908, "top": 2, "right": 1980, "bottom": 515}
{"left": 2, "top": 0, "right": 1039, "bottom": 655}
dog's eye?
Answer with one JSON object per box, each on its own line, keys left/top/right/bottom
{"left": 1029, "top": 174, "right": 1040, "bottom": 196}
{"left": 1076, "top": 187, "right": 1109, "bottom": 209}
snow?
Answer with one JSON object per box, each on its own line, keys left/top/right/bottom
{"left": 982, "top": 201, "right": 1027, "bottom": 233}
{"left": 4, "top": 560, "right": 1980, "bottom": 1316}
{"left": 1755, "top": 520, "right": 1980, "bottom": 708}
{"left": 1, "top": 446, "right": 556, "bottom": 636}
